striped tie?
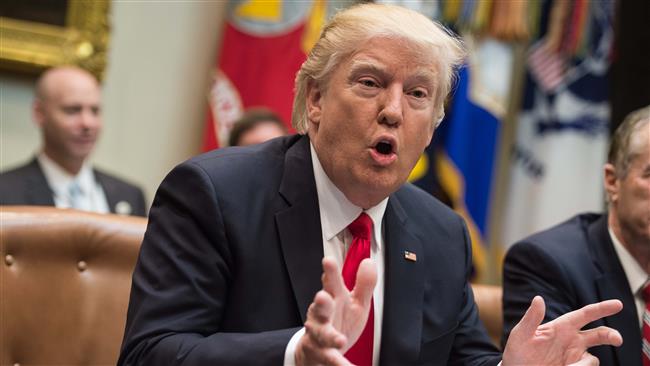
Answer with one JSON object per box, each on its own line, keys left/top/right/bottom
{"left": 643, "top": 283, "right": 650, "bottom": 366}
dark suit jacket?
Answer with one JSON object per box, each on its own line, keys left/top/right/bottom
{"left": 0, "top": 158, "right": 147, "bottom": 217}
{"left": 502, "top": 213, "right": 641, "bottom": 366}
{"left": 118, "top": 135, "right": 500, "bottom": 365}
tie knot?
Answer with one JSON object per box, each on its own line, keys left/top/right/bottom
{"left": 643, "top": 282, "right": 650, "bottom": 303}
{"left": 348, "top": 213, "right": 372, "bottom": 241}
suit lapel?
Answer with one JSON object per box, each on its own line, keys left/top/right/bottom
{"left": 25, "top": 158, "right": 55, "bottom": 205}
{"left": 379, "top": 195, "right": 424, "bottom": 364}
{"left": 275, "top": 136, "right": 324, "bottom": 322}
{"left": 95, "top": 170, "right": 117, "bottom": 213}
{"left": 590, "top": 215, "right": 641, "bottom": 366}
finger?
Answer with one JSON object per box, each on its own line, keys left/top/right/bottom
{"left": 568, "top": 352, "right": 599, "bottom": 366}
{"left": 350, "top": 258, "right": 377, "bottom": 307}
{"left": 321, "top": 348, "right": 354, "bottom": 366}
{"left": 514, "top": 296, "right": 546, "bottom": 339}
{"left": 300, "top": 336, "right": 351, "bottom": 366}
{"left": 314, "top": 347, "right": 353, "bottom": 366}
{"left": 561, "top": 300, "right": 623, "bottom": 329}
{"left": 306, "top": 291, "right": 348, "bottom": 349}
{"left": 305, "top": 321, "right": 348, "bottom": 349}
{"left": 322, "top": 257, "right": 347, "bottom": 298}
{"left": 580, "top": 326, "right": 623, "bottom": 348}
{"left": 308, "top": 290, "right": 335, "bottom": 323}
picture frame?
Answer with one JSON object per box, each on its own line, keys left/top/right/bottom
{"left": 0, "top": 0, "right": 110, "bottom": 79}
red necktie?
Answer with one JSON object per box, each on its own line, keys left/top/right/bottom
{"left": 342, "top": 213, "right": 374, "bottom": 366}
{"left": 643, "top": 283, "right": 650, "bottom": 366}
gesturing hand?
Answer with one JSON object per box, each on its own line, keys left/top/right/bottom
{"left": 295, "top": 257, "right": 377, "bottom": 366}
{"left": 502, "top": 296, "right": 623, "bottom": 365}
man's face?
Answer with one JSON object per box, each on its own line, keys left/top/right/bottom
{"left": 608, "top": 123, "right": 650, "bottom": 245}
{"left": 239, "top": 121, "right": 286, "bottom": 146}
{"left": 35, "top": 71, "right": 102, "bottom": 162}
{"left": 307, "top": 37, "right": 437, "bottom": 208}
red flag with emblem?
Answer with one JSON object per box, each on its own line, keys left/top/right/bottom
{"left": 203, "top": 0, "right": 326, "bottom": 150}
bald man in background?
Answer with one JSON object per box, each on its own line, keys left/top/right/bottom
{"left": 0, "top": 66, "right": 146, "bottom": 216}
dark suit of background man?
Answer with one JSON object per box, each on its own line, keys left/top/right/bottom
{"left": 0, "top": 66, "right": 146, "bottom": 216}
{"left": 119, "top": 4, "right": 623, "bottom": 365}
{"left": 503, "top": 105, "right": 650, "bottom": 366}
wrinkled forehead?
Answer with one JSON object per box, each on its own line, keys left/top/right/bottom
{"left": 339, "top": 36, "right": 440, "bottom": 79}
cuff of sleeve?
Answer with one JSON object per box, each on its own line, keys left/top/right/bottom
{"left": 283, "top": 327, "right": 306, "bottom": 366}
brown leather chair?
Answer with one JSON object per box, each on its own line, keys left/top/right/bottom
{"left": 1, "top": 206, "right": 147, "bottom": 365}
{"left": 471, "top": 283, "right": 504, "bottom": 348}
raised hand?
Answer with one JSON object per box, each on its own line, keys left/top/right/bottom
{"left": 295, "top": 257, "right": 377, "bottom": 366}
{"left": 502, "top": 296, "right": 623, "bottom": 365}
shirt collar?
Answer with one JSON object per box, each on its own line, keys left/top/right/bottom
{"left": 609, "top": 226, "right": 648, "bottom": 296}
{"left": 310, "top": 142, "right": 388, "bottom": 248}
{"left": 37, "top": 152, "right": 96, "bottom": 196}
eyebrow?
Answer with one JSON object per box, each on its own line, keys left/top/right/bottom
{"left": 347, "top": 60, "right": 437, "bottom": 88}
{"left": 347, "top": 61, "right": 390, "bottom": 81}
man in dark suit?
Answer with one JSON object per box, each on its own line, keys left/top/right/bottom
{"left": 0, "top": 66, "right": 146, "bottom": 216}
{"left": 503, "top": 105, "right": 650, "bottom": 366}
{"left": 119, "top": 4, "right": 623, "bottom": 365}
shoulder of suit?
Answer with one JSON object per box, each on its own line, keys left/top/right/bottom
{"left": 189, "top": 134, "right": 300, "bottom": 165}
{"left": 0, "top": 159, "right": 43, "bottom": 185}
{"left": 395, "top": 183, "right": 458, "bottom": 216}
{"left": 510, "top": 212, "right": 605, "bottom": 256}
{"left": 182, "top": 134, "right": 302, "bottom": 182}
{"left": 1, "top": 158, "right": 40, "bottom": 177}
{"left": 93, "top": 167, "right": 143, "bottom": 193}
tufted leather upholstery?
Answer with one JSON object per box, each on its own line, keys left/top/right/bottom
{"left": 1, "top": 206, "right": 147, "bottom": 365}
{"left": 471, "top": 283, "right": 504, "bottom": 348}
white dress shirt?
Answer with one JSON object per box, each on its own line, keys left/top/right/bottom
{"left": 609, "top": 227, "right": 648, "bottom": 328}
{"left": 284, "top": 143, "right": 388, "bottom": 365}
{"left": 37, "top": 153, "right": 110, "bottom": 214}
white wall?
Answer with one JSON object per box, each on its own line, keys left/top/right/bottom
{"left": 0, "top": 1, "right": 227, "bottom": 207}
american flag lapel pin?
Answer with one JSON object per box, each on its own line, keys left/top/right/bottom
{"left": 404, "top": 250, "right": 417, "bottom": 262}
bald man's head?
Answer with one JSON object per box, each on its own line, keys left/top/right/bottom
{"left": 33, "top": 66, "right": 102, "bottom": 174}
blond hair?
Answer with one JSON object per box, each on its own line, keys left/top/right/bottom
{"left": 291, "top": 3, "right": 465, "bottom": 133}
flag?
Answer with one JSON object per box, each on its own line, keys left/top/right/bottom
{"left": 203, "top": 0, "right": 326, "bottom": 150}
{"left": 502, "top": 0, "right": 614, "bottom": 247}
{"left": 411, "top": 37, "right": 514, "bottom": 282}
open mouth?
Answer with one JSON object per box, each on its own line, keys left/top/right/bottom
{"left": 369, "top": 137, "right": 398, "bottom": 166}
{"left": 374, "top": 140, "right": 394, "bottom": 155}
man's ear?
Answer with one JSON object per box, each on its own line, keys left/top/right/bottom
{"left": 32, "top": 100, "right": 45, "bottom": 127}
{"left": 603, "top": 163, "right": 619, "bottom": 203}
{"left": 306, "top": 80, "right": 322, "bottom": 126}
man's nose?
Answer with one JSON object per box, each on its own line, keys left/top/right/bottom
{"left": 378, "top": 85, "right": 403, "bottom": 127}
{"left": 80, "top": 109, "right": 99, "bottom": 129}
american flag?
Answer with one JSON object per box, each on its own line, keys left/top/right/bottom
{"left": 527, "top": 41, "right": 569, "bottom": 93}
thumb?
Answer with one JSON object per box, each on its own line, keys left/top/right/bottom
{"left": 515, "top": 295, "right": 546, "bottom": 339}
{"left": 351, "top": 258, "right": 377, "bottom": 307}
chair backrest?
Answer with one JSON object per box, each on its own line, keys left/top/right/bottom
{"left": 1, "top": 206, "right": 147, "bottom": 365}
{"left": 471, "top": 283, "right": 504, "bottom": 348}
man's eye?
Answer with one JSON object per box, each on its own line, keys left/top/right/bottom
{"left": 63, "top": 106, "right": 82, "bottom": 114}
{"left": 409, "top": 89, "right": 428, "bottom": 99}
{"left": 359, "top": 79, "right": 378, "bottom": 88}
